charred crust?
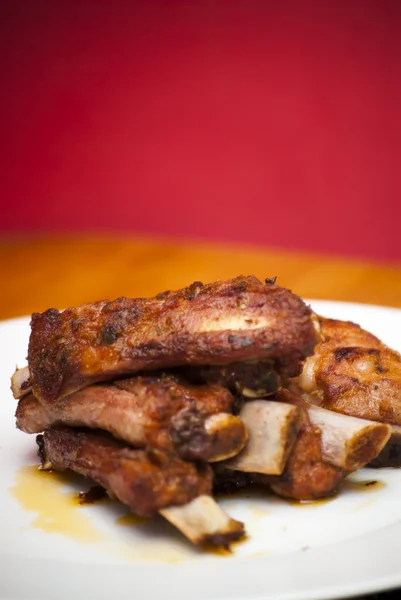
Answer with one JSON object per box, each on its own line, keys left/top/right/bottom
{"left": 129, "top": 340, "right": 167, "bottom": 358}
{"left": 170, "top": 406, "right": 212, "bottom": 461}
{"left": 70, "top": 319, "right": 80, "bottom": 333}
{"left": 78, "top": 485, "right": 107, "bottom": 504}
{"left": 334, "top": 347, "right": 380, "bottom": 362}
{"left": 58, "top": 353, "right": 68, "bottom": 367}
{"left": 334, "top": 347, "right": 355, "bottom": 361}
{"left": 100, "top": 324, "right": 121, "bottom": 345}
{"left": 41, "top": 308, "right": 61, "bottom": 321}
{"left": 20, "top": 378, "right": 31, "bottom": 391}
{"left": 265, "top": 276, "right": 277, "bottom": 285}
{"left": 156, "top": 291, "right": 171, "bottom": 300}
{"left": 228, "top": 280, "right": 248, "bottom": 295}
{"left": 231, "top": 395, "right": 245, "bottom": 415}
{"left": 36, "top": 434, "right": 46, "bottom": 465}
{"left": 200, "top": 528, "right": 244, "bottom": 547}
{"left": 186, "top": 281, "right": 204, "bottom": 300}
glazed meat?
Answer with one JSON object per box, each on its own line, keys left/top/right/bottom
{"left": 17, "top": 374, "right": 247, "bottom": 462}
{"left": 38, "top": 427, "right": 213, "bottom": 517}
{"left": 299, "top": 318, "right": 401, "bottom": 425}
{"left": 27, "top": 276, "right": 319, "bottom": 404}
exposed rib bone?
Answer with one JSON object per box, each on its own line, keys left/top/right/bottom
{"left": 160, "top": 495, "right": 245, "bottom": 546}
{"left": 204, "top": 413, "right": 248, "bottom": 462}
{"left": 11, "top": 366, "right": 31, "bottom": 399}
{"left": 307, "top": 405, "right": 392, "bottom": 470}
{"left": 223, "top": 401, "right": 300, "bottom": 475}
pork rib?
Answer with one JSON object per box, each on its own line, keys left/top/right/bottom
{"left": 266, "top": 387, "right": 391, "bottom": 499}
{"left": 18, "top": 374, "right": 247, "bottom": 462}
{"left": 261, "top": 406, "right": 348, "bottom": 501}
{"left": 298, "top": 317, "right": 401, "bottom": 425}
{"left": 38, "top": 427, "right": 245, "bottom": 545}
{"left": 38, "top": 428, "right": 213, "bottom": 517}
{"left": 27, "top": 276, "right": 318, "bottom": 403}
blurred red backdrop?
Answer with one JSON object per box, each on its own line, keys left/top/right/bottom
{"left": 1, "top": 0, "right": 401, "bottom": 262}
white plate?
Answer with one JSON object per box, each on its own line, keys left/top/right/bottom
{"left": 1, "top": 300, "right": 401, "bottom": 600}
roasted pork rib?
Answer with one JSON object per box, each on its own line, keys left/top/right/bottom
{"left": 216, "top": 388, "right": 391, "bottom": 500}
{"left": 38, "top": 427, "right": 245, "bottom": 545}
{"left": 17, "top": 373, "right": 247, "bottom": 462}
{"left": 14, "top": 274, "right": 400, "bottom": 549}
{"left": 266, "top": 389, "right": 390, "bottom": 499}
{"left": 299, "top": 317, "right": 401, "bottom": 425}
{"left": 27, "top": 276, "right": 318, "bottom": 404}
{"left": 38, "top": 427, "right": 213, "bottom": 517}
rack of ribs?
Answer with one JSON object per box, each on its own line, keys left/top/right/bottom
{"left": 12, "top": 275, "right": 399, "bottom": 549}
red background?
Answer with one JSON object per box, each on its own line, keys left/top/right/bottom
{"left": 1, "top": 0, "right": 401, "bottom": 262}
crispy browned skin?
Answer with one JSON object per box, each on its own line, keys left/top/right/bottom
{"left": 258, "top": 391, "right": 348, "bottom": 500}
{"left": 299, "top": 318, "right": 401, "bottom": 425}
{"left": 38, "top": 428, "right": 213, "bottom": 517}
{"left": 28, "top": 275, "right": 318, "bottom": 404}
{"left": 17, "top": 373, "right": 246, "bottom": 462}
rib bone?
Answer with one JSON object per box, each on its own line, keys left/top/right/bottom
{"left": 307, "top": 405, "right": 392, "bottom": 470}
{"left": 223, "top": 400, "right": 300, "bottom": 475}
{"left": 160, "top": 495, "right": 245, "bottom": 546}
{"left": 204, "top": 413, "right": 248, "bottom": 462}
{"left": 11, "top": 366, "right": 31, "bottom": 399}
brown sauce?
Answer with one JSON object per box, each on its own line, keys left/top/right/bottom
{"left": 282, "top": 496, "right": 336, "bottom": 508}
{"left": 116, "top": 513, "right": 149, "bottom": 527}
{"left": 11, "top": 465, "right": 103, "bottom": 542}
{"left": 205, "top": 534, "right": 249, "bottom": 557}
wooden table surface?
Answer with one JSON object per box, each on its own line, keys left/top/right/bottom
{"left": 1, "top": 234, "right": 401, "bottom": 320}
{"left": 1, "top": 235, "right": 400, "bottom": 600}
